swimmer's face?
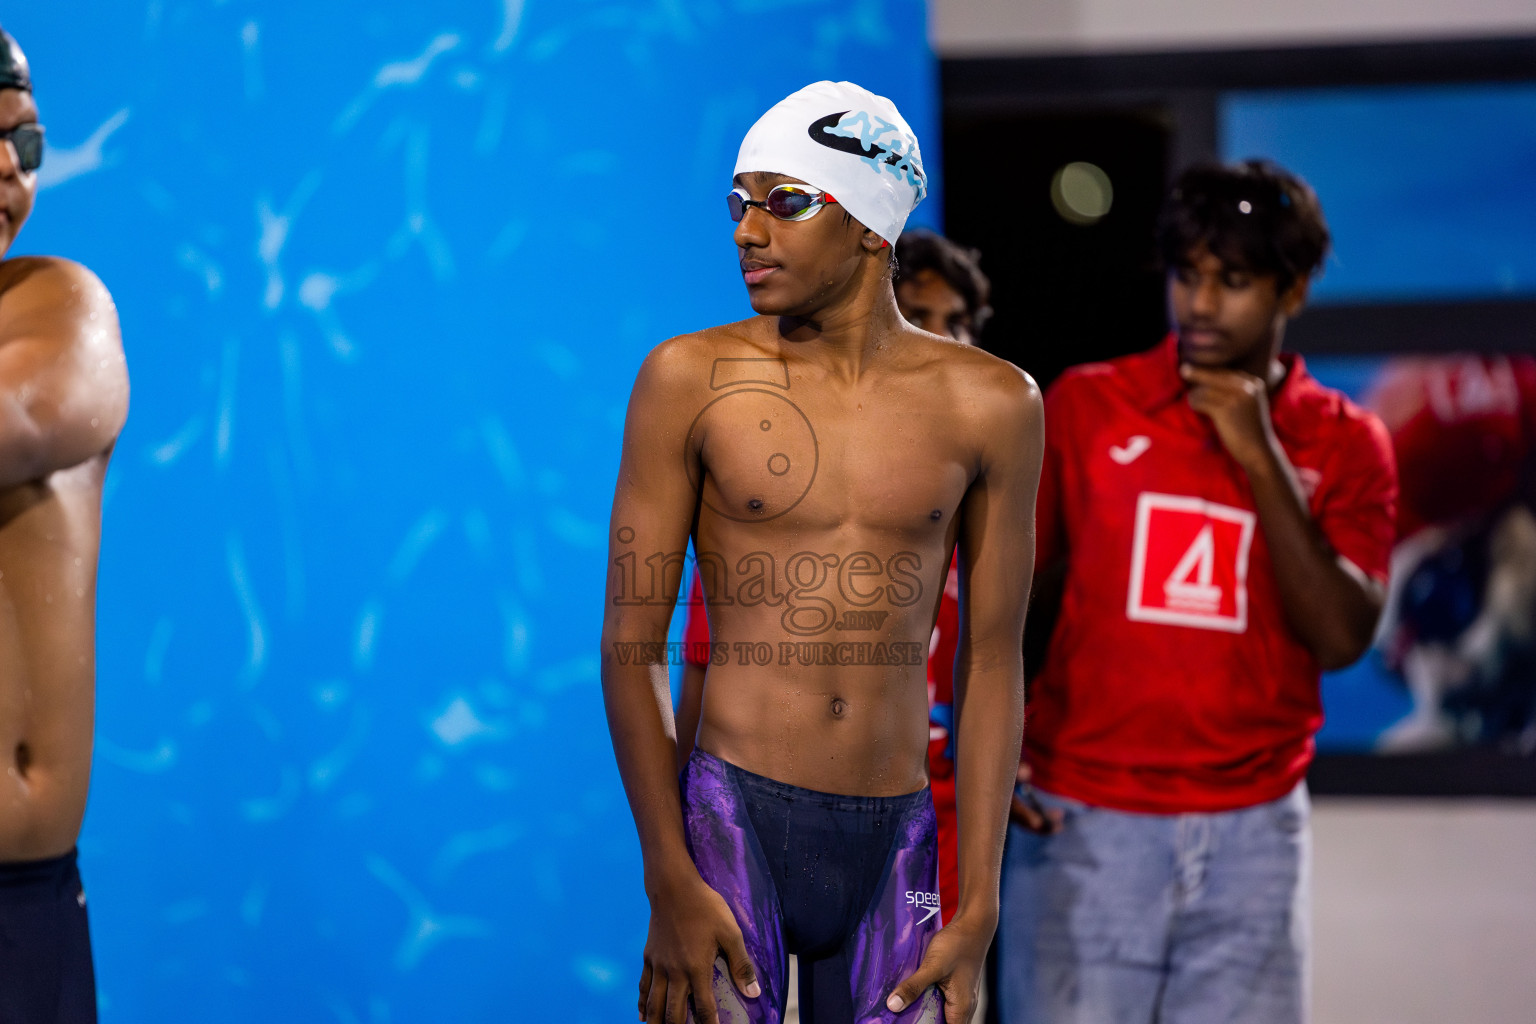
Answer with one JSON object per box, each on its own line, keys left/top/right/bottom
{"left": 0, "top": 87, "right": 38, "bottom": 258}
{"left": 896, "top": 269, "right": 974, "bottom": 345}
{"left": 732, "top": 171, "right": 881, "bottom": 317}
{"left": 1168, "top": 244, "right": 1307, "bottom": 373}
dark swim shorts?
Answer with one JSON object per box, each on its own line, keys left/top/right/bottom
{"left": 0, "top": 847, "right": 97, "bottom": 1024}
{"left": 681, "top": 749, "right": 943, "bottom": 1024}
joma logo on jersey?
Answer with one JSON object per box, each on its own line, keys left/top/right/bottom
{"left": 1126, "top": 492, "right": 1256, "bottom": 633}
{"left": 905, "top": 890, "right": 941, "bottom": 925}
{"left": 837, "top": 610, "right": 890, "bottom": 631}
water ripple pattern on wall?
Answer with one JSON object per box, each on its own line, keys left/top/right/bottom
{"left": 8, "top": 2, "right": 937, "bottom": 1019}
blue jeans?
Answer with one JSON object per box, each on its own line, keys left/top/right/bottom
{"left": 996, "top": 784, "right": 1310, "bottom": 1024}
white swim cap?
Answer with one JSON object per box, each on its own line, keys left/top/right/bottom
{"left": 735, "top": 81, "right": 927, "bottom": 245}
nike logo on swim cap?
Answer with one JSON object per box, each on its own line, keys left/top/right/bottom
{"left": 807, "top": 111, "right": 925, "bottom": 187}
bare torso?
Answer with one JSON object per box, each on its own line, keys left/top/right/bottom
{"left": 675, "top": 318, "right": 995, "bottom": 796}
{"left": 0, "top": 457, "right": 107, "bottom": 859}
{"left": 604, "top": 290, "right": 1039, "bottom": 1023}
{"left": 0, "top": 256, "right": 126, "bottom": 861}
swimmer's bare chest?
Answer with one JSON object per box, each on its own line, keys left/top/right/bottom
{"left": 0, "top": 458, "right": 108, "bottom": 860}
{"left": 688, "top": 355, "right": 974, "bottom": 794}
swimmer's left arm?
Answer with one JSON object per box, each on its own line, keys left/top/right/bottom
{"left": 0, "top": 259, "right": 128, "bottom": 487}
{"left": 888, "top": 364, "right": 1043, "bottom": 1024}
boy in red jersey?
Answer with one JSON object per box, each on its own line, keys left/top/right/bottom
{"left": 996, "top": 161, "right": 1397, "bottom": 1024}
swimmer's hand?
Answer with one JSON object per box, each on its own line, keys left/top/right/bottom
{"left": 885, "top": 914, "right": 991, "bottom": 1024}
{"left": 639, "top": 874, "right": 759, "bottom": 1024}
{"left": 1008, "top": 763, "right": 1063, "bottom": 835}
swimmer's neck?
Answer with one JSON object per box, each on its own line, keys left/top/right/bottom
{"left": 776, "top": 283, "right": 904, "bottom": 382}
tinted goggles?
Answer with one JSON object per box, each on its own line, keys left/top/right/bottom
{"left": 1, "top": 123, "right": 42, "bottom": 174}
{"left": 728, "top": 184, "right": 837, "bottom": 223}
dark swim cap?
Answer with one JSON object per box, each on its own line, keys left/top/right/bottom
{"left": 0, "top": 28, "right": 31, "bottom": 93}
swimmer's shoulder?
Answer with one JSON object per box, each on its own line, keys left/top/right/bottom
{"left": 664, "top": 316, "right": 776, "bottom": 354}
{"left": 0, "top": 256, "right": 119, "bottom": 341}
{"left": 0, "top": 255, "right": 112, "bottom": 300}
{"left": 906, "top": 330, "right": 1040, "bottom": 421}
{"left": 632, "top": 317, "right": 773, "bottom": 399}
{"left": 0, "top": 257, "right": 128, "bottom": 466}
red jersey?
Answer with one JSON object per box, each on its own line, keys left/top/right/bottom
{"left": 1027, "top": 336, "right": 1397, "bottom": 814}
{"left": 684, "top": 571, "right": 711, "bottom": 666}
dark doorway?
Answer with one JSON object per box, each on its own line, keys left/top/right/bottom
{"left": 944, "top": 107, "right": 1172, "bottom": 389}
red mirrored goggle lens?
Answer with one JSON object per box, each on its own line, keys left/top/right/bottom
{"left": 765, "top": 186, "right": 821, "bottom": 219}
{"left": 727, "top": 186, "right": 835, "bottom": 223}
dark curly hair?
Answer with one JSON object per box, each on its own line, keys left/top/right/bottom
{"left": 893, "top": 229, "right": 992, "bottom": 334}
{"left": 1157, "top": 160, "right": 1330, "bottom": 293}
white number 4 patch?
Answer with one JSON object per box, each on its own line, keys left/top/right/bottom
{"left": 1127, "top": 493, "right": 1256, "bottom": 633}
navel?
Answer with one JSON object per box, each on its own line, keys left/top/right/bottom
{"left": 829, "top": 697, "right": 848, "bottom": 718}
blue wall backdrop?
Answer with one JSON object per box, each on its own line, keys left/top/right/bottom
{"left": 1222, "top": 83, "right": 1536, "bottom": 304}
{"left": 6, "top": 3, "right": 937, "bottom": 1019}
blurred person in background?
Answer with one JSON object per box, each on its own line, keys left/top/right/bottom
{"left": 1364, "top": 355, "right": 1536, "bottom": 752}
{"left": 0, "top": 26, "right": 130, "bottom": 1024}
{"left": 997, "top": 161, "right": 1397, "bottom": 1024}
{"left": 894, "top": 229, "right": 992, "bottom": 348}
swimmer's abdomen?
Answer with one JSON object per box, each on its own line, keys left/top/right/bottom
{"left": 695, "top": 593, "right": 939, "bottom": 798}
{"left": 0, "top": 460, "right": 106, "bottom": 861}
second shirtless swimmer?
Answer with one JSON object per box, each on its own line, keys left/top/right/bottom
{"left": 0, "top": 26, "right": 130, "bottom": 1023}
{"left": 602, "top": 81, "right": 1043, "bottom": 1024}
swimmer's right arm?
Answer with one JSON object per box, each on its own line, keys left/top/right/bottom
{"left": 601, "top": 338, "right": 760, "bottom": 1024}
{"left": 0, "top": 259, "right": 128, "bottom": 486}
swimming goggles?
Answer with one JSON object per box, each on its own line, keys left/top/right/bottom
{"left": 1, "top": 123, "right": 42, "bottom": 173}
{"left": 728, "top": 184, "right": 837, "bottom": 223}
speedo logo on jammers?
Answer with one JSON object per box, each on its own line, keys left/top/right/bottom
{"left": 906, "top": 890, "right": 941, "bottom": 924}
